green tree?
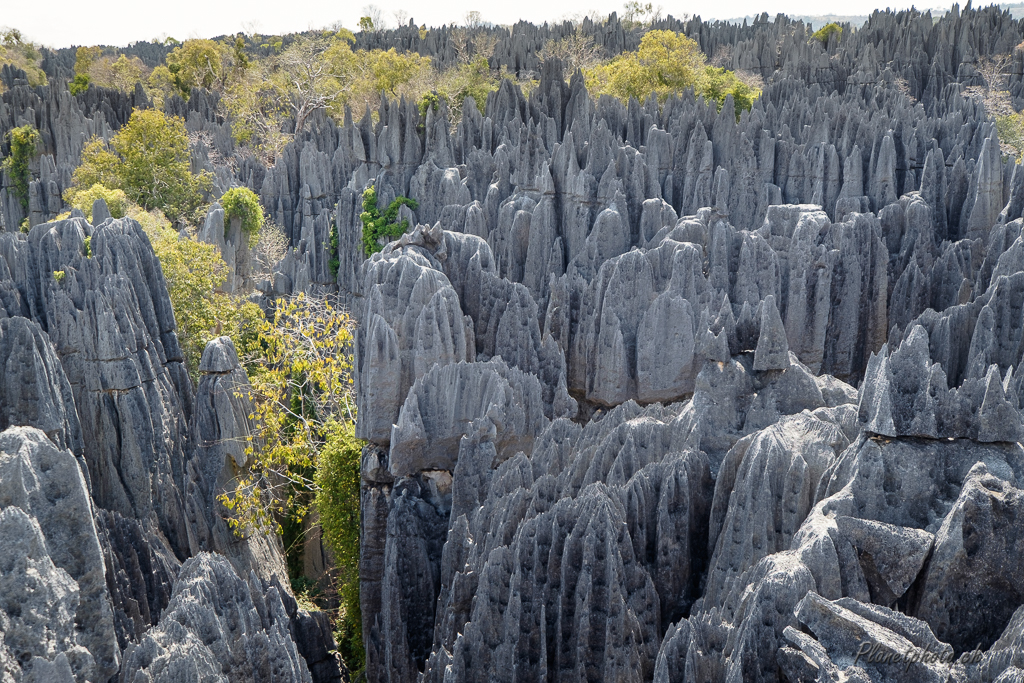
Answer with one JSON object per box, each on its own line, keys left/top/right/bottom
{"left": 166, "top": 39, "right": 225, "bottom": 98}
{"left": 587, "top": 30, "right": 705, "bottom": 102}
{"left": 360, "top": 185, "right": 418, "bottom": 255}
{"left": 702, "top": 66, "right": 761, "bottom": 119}
{"left": 218, "top": 293, "right": 361, "bottom": 672}
{"left": 232, "top": 35, "right": 250, "bottom": 74}
{"left": 68, "top": 109, "right": 212, "bottom": 225}
{"left": 141, "top": 209, "right": 262, "bottom": 376}
{"left": 70, "top": 46, "right": 101, "bottom": 95}
{"left": 1, "top": 124, "right": 40, "bottom": 214}
{"left": 812, "top": 22, "right": 843, "bottom": 45}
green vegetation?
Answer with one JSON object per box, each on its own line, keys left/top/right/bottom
{"left": 218, "top": 293, "right": 363, "bottom": 672}
{"left": 84, "top": 236, "right": 92, "bottom": 257}
{"left": 0, "top": 28, "right": 46, "bottom": 88}
{"left": 220, "top": 187, "right": 265, "bottom": 242}
{"left": 71, "top": 46, "right": 148, "bottom": 95}
{"left": 1, "top": 124, "right": 40, "bottom": 214}
{"left": 418, "top": 91, "right": 440, "bottom": 118}
{"left": 328, "top": 222, "right": 340, "bottom": 279}
{"left": 68, "top": 109, "right": 213, "bottom": 225}
{"left": 313, "top": 420, "right": 364, "bottom": 675}
{"left": 360, "top": 185, "right": 419, "bottom": 255}
{"left": 585, "top": 30, "right": 760, "bottom": 119}
{"left": 997, "top": 112, "right": 1024, "bottom": 162}
{"left": 142, "top": 209, "right": 262, "bottom": 376}
{"left": 65, "top": 183, "right": 128, "bottom": 221}
{"left": 165, "top": 38, "right": 224, "bottom": 97}
{"left": 432, "top": 55, "right": 499, "bottom": 118}
{"left": 812, "top": 22, "right": 843, "bottom": 44}
{"left": 52, "top": 270, "right": 65, "bottom": 283}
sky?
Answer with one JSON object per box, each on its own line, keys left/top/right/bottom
{"left": 4, "top": 0, "right": 981, "bottom": 49}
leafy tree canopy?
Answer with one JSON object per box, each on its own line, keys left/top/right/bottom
{"left": 68, "top": 109, "right": 212, "bottom": 225}
{"left": 166, "top": 39, "right": 225, "bottom": 97}
{"left": 65, "top": 183, "right": 128, "bottom": 221}
{"left": 812, "top": 22, "right": 843, "bottom": 45}
{"left": 586, "top": 30, "right": 760, "bottom": 118}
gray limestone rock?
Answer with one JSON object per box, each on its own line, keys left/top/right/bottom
{"left": 916, "top": 462, "right": 1024, "bottom": 653}
{"left": 0, "top": 426, "right": 119, "bottom": 682}
{"left": 753, "top": 295, "right": 789, "bottom": 371}
{"left": 792, "top": 592, "right": 952, "bottom": 683}
{"left": 186, "top": 337, "right": 289, "bottom": 586}
{"left": 389, "top": 358, "right": 547, "bottom": 476}
{"left": 120, "top": 553, "right": 312, "bottom": 683}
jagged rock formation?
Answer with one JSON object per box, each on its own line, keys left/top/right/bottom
{"left": 0, "top": 426, "right": 118, "bottom": 682}
{"left": 120, "top": 553, "right": 312, "bottom": 683}
{"left": 337, "top": 33, "right": 1024, "bottom": 683}
{"left": 5, "top": 5, "right": 1024, "bottom": 683}
{"left": 0, "top": 215, "right": 339, "bottom": 681}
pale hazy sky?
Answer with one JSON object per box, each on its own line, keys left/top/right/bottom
{"left": 8, "top": 0, "right": 971, "bottom": 49}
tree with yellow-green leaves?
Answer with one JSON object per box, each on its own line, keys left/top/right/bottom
{"left": 70, "top": 46, "right": 101, "bottom": 95}
{"left": 586, "top": 30, "right": 760, "bottom": 118}
{"left": 217, "top": 293, "right": 363, "bottom": 672}
{"left": 68, "top": 109, "right": 212, "bottom": 225}
{"left": 64, "top": 184, "right": 128, "bottom": 221}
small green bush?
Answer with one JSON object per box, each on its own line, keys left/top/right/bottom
{"left": 812, "top": 23, "right": 843, "bottom": 45}
{"left": 1, "top": 125, "right": 40, "bottom": 214}
{"left": 84, "top": 236, "right": 92, "bottom": 257}
{"left": 69, "top": 73, "right": 90, "bottom": 96}
{"left": 53, "top": 270, "right": 65, "bottom": 283}
{"left": 220, "top": 187, "right": 265, "bottom": 243}
{"left": 418, "top": 91, "right": 440, "bottom": 118}
{"left": 359, "top": 186, "right": 418, "bottom": 255}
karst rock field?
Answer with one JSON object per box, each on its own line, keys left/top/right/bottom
{"left": 2, "top": 6, "right": 1024, "bottom": 683}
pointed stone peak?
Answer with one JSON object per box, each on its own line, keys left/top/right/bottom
{"left": 754, "top": 295, "right": 790, "bottom": 371}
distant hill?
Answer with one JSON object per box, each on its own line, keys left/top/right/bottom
{"left": 715, "top": 13, "right": 869, "bottom": 29}
{"left": 719, "top": 3, "right": 1024, "bottom": 29}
